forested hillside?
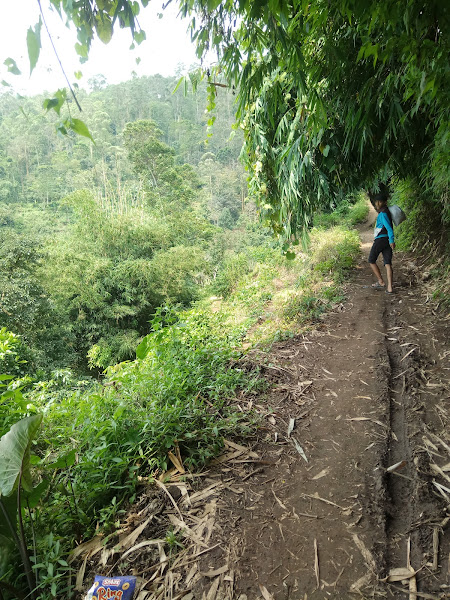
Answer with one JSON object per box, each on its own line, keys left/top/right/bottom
{"left": 0, "top": 75, "right": 254, "bottom": 371}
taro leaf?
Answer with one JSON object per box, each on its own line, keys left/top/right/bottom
{"left": 0, "top": 414, "right": 43, "bottom": 496}
{"left": 0, "top": 495, "right": 17, "bottom": 577}
{"left": 0, "top": 494, "right": 17, "bottom": 541}
{"left": 27, "top": 17, "right": 42, "bottom": 75}
{"left": 67, "top": 118, "right": 95, "bottom": 143}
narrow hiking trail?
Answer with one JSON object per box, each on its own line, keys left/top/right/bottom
{"left": 188, "top": 207, "right": 450, "bottom": 599}
{"left": 75, "top": 208, "right": 449, "bottom": 599}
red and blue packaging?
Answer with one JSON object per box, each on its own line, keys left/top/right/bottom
{"left": 85, "top": 576, "right": 137, "bottom": 600}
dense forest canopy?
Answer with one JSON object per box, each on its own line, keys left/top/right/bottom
{"left": 11, "top": 0, "right": 448, "bottom": 250}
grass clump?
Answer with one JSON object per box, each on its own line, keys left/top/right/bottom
{"left": 309, "top": 226, "right": 361, "bottom": 278}
{"left": 280, "top": 226, "right": 360, "bottom": 325}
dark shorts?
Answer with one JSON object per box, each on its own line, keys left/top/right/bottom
{"left": 368, "top": 237, "right": 392, "bottom": 265}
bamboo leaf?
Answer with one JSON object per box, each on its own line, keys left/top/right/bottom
{"left": 27, "top": 17, "right": 42, "bottom": 75}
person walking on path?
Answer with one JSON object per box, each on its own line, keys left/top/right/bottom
{"left": 368, "top": 189, "right": 395, "bottom": 293}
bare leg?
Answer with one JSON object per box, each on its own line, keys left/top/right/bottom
{"left": 370, "top": 262, "right": 385, "bottom": 286}
{"left": 385, "top": 264, "right": 393, "bottom": 292}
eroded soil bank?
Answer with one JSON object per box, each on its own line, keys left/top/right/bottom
{"left": 75, "top": 209, "right": 449, "bottom": 599}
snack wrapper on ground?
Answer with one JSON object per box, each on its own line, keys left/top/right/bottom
{"left": 84, "top": 576, "right": 137, "bottom": 600}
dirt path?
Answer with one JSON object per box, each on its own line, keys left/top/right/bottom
{"left": 188, "top": 208, "right": 450, "bottom": 599}
{"left": 77, "top": 209, "right": 449, "bottom": 599}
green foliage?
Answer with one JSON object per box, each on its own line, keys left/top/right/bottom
{"left": 309, "top": 227, "right": 361, "bottom": 278}
{"left": 40, "top": 190, "right": 212, "bottom": 368}
{"left": 0, "top": 72, "right": 248, "bottom": 371}
{"left": 26, "top": 17, "right": 42, "bottom": 76}
{"left": 392, "top": 178, "right": 449, "bottom": 306}
{"left": 0, "top": 328, "right": 34, "bottom": 379}
{"left": 3, "top": 304, "right": 262, "bottom": 580}
{"left": 392, "top": 178, "right": 449, "bottom": 252}
{"left": 177, "top": 0, "right": 449, "bottom": 247}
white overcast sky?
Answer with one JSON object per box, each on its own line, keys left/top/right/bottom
{"left": 0, "top": 0, "right": 202, "bottom": 96}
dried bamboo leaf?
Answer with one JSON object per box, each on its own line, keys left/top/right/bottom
{"left": 350, "top": 572, "right": 372, "bottom": 592}
{"left": 69, "top": 535, "right": 104, "bottom": 562}
{"left": 429, "top": 432, "right": 450, "bottom": 456}
{"left": 100, "top": 545, "right": 115, "bottom": 566}
{"left": 155, "top": 479, "right": 183, "bottom": 520}
{"left": 75, "top": 555, "right": 88, "bottom": 591}
{"left": 431, "top": 463, "right": 450, "bottom": 484}
{"left": 292, "top": 437, "right": 308, "bottom": 462}
{"left": 387, "top": 567, "right": 417, "bottom": 582}
{"left": 206, "top": 577, "right": 221, "bottom": 600}
{"left": 168, "top": 450, "right": 185, "bottom": 474}
{"left": 302, "top": 492, "right": 350, "bottom": 512}
{"left": 400, "top": 346, "right": 418, "bottom": 362}
{"left": 287, "top": 418, "right": 295, "bottom": 438}
{"left": 115, "top": 517, "right": 151, "bottom": 553}
{"left": 158, "top": 542, "right": 167, "bottom": 575}
{"left": 347, "top": 417, "right": 386, "bottom": 428}
{"left": 120, "top": 539, "right": 165, "bottom": 561}
{"left": 314, "top": 539, "right": 320, "bottom": 588}
{"left": 224, "top": 439, "right": 258, "bottom": 458}
{"left": 167, "top": 514, "right": 208, "bottom": 547}
{"left": 185, "top": 482, "right": 223, "bottom": 506}
{"left": 432, "top": 527, "right": 439, "bottom": 572}
{"left": 387, "top": 460, "right": 407, "bottom": 473}
{"left": 201, "top": 564, "right": 228, "bottom": 577}
{"left": 272, "top": 487, "right": 287, "bottom": 511}
{"left": 352, "top": 534, "right": 376, "bottom": 571}
{"left": 312, "top": 468, "right": 330, "bottom": 480}
{"left": 259, "top": 584, "right": 275, "bottom": 600}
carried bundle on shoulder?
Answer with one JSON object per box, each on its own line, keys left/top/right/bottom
{"left": 388, "top": 205, "right": 407, "bottom": 226}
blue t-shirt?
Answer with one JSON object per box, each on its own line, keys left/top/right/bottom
{"left": 374, "top": 209, "right": 394, "bottom": 244}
